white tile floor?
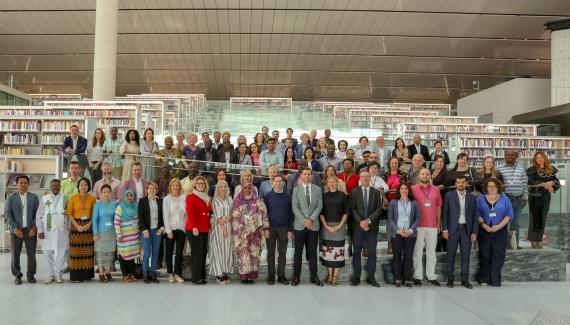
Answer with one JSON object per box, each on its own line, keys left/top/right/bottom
{"left": 0, "top": 253, "right": 568, "bottom": 325}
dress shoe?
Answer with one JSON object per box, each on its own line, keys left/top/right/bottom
{"left": 169, "top": 274, "right": 175, "bottom": 283}
{"left": 447, "top": 281, "right": 454, "bottom": 288}
{"left": 14, "top": 276, "right": 22, "bottom": 285}
{"left": 267, "top": 278, "right": 275, "bottom": 285}
{"left": 395, "top": 280, "right": 402, "bottom": 287}
{"left": 429, "top": 279, "right": 441, "bottom": 286}
{"left": 461, "top": 281, "right": 473, "bottom": 289}
{"left": 366, "top": 278, "right": 380, "bottom": 287}
{"left": 290, "top": 278, "right": 300, "bottom": 286}
{"left": 413, "top": 279, "right": 422, "bottom": 286}
{"left": 174, "top": 274, "right": 185, "bottom": 283}
{"left": 405, "top": 281, "right": 413, "bottom": 288}
{"left": 311, "top": 277, "right": 324, "bottom": 287}
{"left": 55, "top": 276, "right": 64, "bottom": 283}
{"left": 247, "top": 279, "right": 255, "bottom": 284}
{"left": 27, "top": 276, "right": 36, "bottom": 284}
{"left": 278, "top": 277, "right": 289, "bottom": 285}
{"left": 144, "top": 273, "right": 152, "bottom": 284}
{"left": 106, "top": 274, "right": 114, "bottom": 282}
{"left": 151, "top": 273, "right": 160, "bottom": 283}
{"left": 241, "top": 280, "right": 249, "bottom": 284}
{"left": 45, "top": 276, "right": 55, "bottom": 284}
{"left": 199, "top": 279, "right": 208, "bottom": 284}
{"left": 193, "top": 280, "right": 206, "bottom": 285}
{"left": 350, "top": 278, "right": 360, "bottom": 286}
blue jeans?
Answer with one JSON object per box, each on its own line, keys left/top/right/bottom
{"left": 506, "top": 194, "right": 526, "bottom": 246}
{"left": 141, "top": 229, "right": 162, "bottom": 274}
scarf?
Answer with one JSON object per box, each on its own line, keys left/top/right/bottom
{"left": 119, "top": 189, "right": 137, "bottom": 221}
{"left": 192, "top": 189, "right": 210, "bottom": 205}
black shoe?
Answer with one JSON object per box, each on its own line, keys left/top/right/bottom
{"left": 350, "top": 278, "right": 360, "bottom": 286}
{"left": 267, "top": 278, "right": 275, "bottom": 285}
{"left": 429, "top": 279, "right": 441, "bottom": 287}
{"left": 413, "top": 279, "right": 422, "bottom": 286}
{"left": 27, "top": 276, "right": 36, "bottom": 284}
{"left": 241, "top": 280, "right": 249, "bottom": 284}
{"left": 311, "top": 277, "right": 324, "bottom": 287}
{"left": 193, "top": 280, "right": 206, "bottom": 285}
{"left": 278, "top": 277, "right": 289, "bottom": 285}
{"left": 14, "top": 276, "right": 22, "bottom": 285}
{"left": 144, "top": 273, "right": 151, "bottom": 284}
{"left": 151, "top": 273, "right": 159, "bottom": 284}
{"left": 200, "top": 279, "right": 207, "bottom": 285}
{"left": 447, "top": 281, "right": 454, "bottom": 288}
{"left": 247, "top": 279, "right": 254, "bottom": 284}
{"left": 461, "top": 281, "right": 473, "bottom": 289}
{"left": 395, "top": 280, "right": 402, "bottom": 287}
{"left": 106, "top": 274, "right": 114, "bottom": 282}
{"left": 405, "top": 281, "right": 413, "bottom": 288}
{"left": 290, "top": 278, "right": 300, "bottom": 286}
{"left": 99, "top": 275, "right": 108, "bottom": 283}
{"left": 366, "top": 278, "right": 380, "bottom": 287}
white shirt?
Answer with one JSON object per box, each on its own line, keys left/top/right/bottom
{"left": 369, "top": 176, "right": 389, "bottom": 193}
{"left": 72, "top": 137, "right": 78, "bottom": 150}
{"left": 163, "top": 194, "right": 187, "bottom": 233}
{"left": 149, "top": 198, "right": 159, "bottom": 229}
{"left": 19, "top": 192, "right": 28, "bottom": 228}
{"left": 134, "top": 179, "right": 144, "bottom": 200}
{"left": 457, "top": 190, "right": 466, "bottom": 224}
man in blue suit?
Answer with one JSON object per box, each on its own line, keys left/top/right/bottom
{"left": 4, "top": 175, "right": 40, "bottom": 285}
{"left": 442, "top": 175, "right": 479, "bottom": 289}
{"left": 62, "top": 124, "right": 88, "bottom": 173}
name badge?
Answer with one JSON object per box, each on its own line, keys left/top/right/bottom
{"left": 489, "top": 212, "right": 497, "bottom": 218}
{"left": 80, "top": 215, "right": 88, "bottom": 221}
{"left": 105, "top": 222, "right": 113, "bottom": 227}
{"left": 424, "top": 202, "right": 431, "bottom": 207}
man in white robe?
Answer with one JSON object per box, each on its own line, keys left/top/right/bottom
{"left": 36, "top": 179, "right": 69, "bottom": 284}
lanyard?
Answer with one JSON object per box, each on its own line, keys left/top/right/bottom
{"left": 50, "top": 194, "right": 61, "bottom": 214}
{"left": 420, "top": 185, "right": 431, "bottom": 200}
{"left": 79, "top": 195, "right": 88, "bottom": 215}
{"left": 399, "top": 200, "right": 409, "bottom": 215}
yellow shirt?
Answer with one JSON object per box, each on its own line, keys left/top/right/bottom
{"left": 66, "top": 194, "right": 96, "bottom": 220}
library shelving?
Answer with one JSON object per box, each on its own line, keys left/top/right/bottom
{"left": 334, "top": 106, "right": 414, "bottom": 124}
{"left": 392, "top": 102, "right": 452, "bottom": 115}
{"left": 30, "top": 94, "right": 82, "bottom": 106}
{"left": 230, "top": 97, "right": 293, "bottom": 111}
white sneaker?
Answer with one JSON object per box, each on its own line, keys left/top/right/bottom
{"left": 168, "top": 274, "right": 175, "bottom": 283}
{"left": 174, "top": 274, "right": 185, "bottom": 283}
{"left": 44, "top": 276, "right": 55, "bottom": 284}
{"left": 55, "top": 276, "right": 64, "bottom": 283}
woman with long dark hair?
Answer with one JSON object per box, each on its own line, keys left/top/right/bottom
{"left": 120, "top": 129, "right": 140, "bottom": 181}
{"left": 87, "top": 128, "right": 105, "bottom": 184}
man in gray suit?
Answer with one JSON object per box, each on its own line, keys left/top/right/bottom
{"left": 4, "top": 175, "right": 40, "bottom": 285}
{"left": 350, "top": 170, "right": 383, "bottom": 287}
{"left": 442, "top": 175, "right": 479, "bottom": 289}
{"left": 291, "top": 167, "right": 324, "bottom": 287}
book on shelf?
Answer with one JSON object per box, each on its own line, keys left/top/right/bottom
{"left": 41, "top": 147, "right": 61, "bottom": 155}
{"left": 29, "top": 174, "right": 43, "bottom": 189}
{"left": 0, "top": 148, "right": 27, "bottom": 155}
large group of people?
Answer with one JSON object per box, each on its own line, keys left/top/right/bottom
{"left": 3, "top": 125, "right": 561, "bottom": 288}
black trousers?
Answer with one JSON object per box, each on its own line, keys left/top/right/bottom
{"left": 11, "top": 230, "right": 37, "bottom": 278}
{"left": 267, "top": 227, "right": 289, "bottom": 279}
{"left": 528, "top": 194, "right": 551, "bottom": 242}
{"left": 119, "top": 257, "right": 135, "bottom": 276}
{"left": 352, "top": 228, "right": 378, "bottom": 279}
{"left": 447, "top": 225, "right": 472, "bottom": 282}
{"left": 187, "top": 231, "right": 208, "bottom": 282}
{"left": 392, "top": 235, "right": 415, "bottom": 282}
{"left": 476, "top": 226, "right": 507, "bottom": 287}
{"left": 293, "top": 229, "right": 318, "bottom": 279}
{"left": 165, "top": 230, "right": 185, "bottom": 275}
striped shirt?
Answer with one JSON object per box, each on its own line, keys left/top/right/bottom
{"left": 497, "top": 163, "right": 528, "bottom": 200}
{"left": 114, "top": 205, "right": 140, "bottom": 260}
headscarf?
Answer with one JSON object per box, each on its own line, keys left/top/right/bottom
{"left": 119, "top": 189, "right": 137, "bottom": 221}
{"left": 232, "top": 181, "right": 260, "bottom": 210}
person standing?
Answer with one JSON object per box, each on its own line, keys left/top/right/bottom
{"left": 103, "top": 127, "right": 123, "bottom": 180}
{"left": 231, "top": 182, "right": 270, "bottom": 284}
{"left": 442, "top": 176, "right": 479, "bottom": 289}
{"left": 392, "top": 137, "right": 411, "bottom": 165}
{"left": 62, "top": 124, "right": 88, "bottom": 173}
{"left": 320, "top": 176, "right": 349, "bottom": 286}
{"left": 93, "top": 162, "right": 121, "bottom": 202}
{"left": 163, "top": 179, "right": 187, "bottom": 283}
{"left": 86, "top": 128, "right": 105, "bottom": 185}
{"left": 61, "top": 161, "right": 81, "bottom": 198}
{"left": 185, "top": 176, "right": 211, "bottom": 285}
{"left": 92, "top": 184, "right": 117, "bottom": 283}
{"left": 399, "top": 154, "right": 424, "bottom": 185}
{"left": 388, "top": 183, "right": 420, "bottom": 287}
{"left": 291, "top": 167, "right": 324, "bottom": 287}
{"left": 140, "top": 128, "right": 159, "bottom": 182}
{"left": 157, "top": 135, "right": 184, "bottom": 180}
{"left": 114, "top": 190, "right": 141, "bottom": 282}
{"left": 259, "top": 138, "right": 284, "bottom": 175}
{"left": 208, "top": 180, "right": 234, "bottom": 284}
{"left": 264, "top": 175, "right": 294, "bottom": 285}
{"left": 350, "top": 171, "right": 383, "bottom": 287}
{"left": 429, "top": 141, "right": 450, "bottom": 169}
{"left": 138, "top": 182, "right": 164, "bottom": 283}
{"left": 475, "top": 178, "right": 514, "bottom": 287}
{"left": 66, "top": 178, "right": 96, "bottom": 282}
{"left": 5, "top": 175, "right": 40, "bottom": 285}
{"left": 119, "top": 162, "right": 149, "bottom": 201}
{"left": 318, "top": 144, "right": 343, "bottom": 172}
{"left": 444, "top": 153, "right": 481, "bottom": 194}
{"left": 36, "top": 179, "right": 68, "bottom": 284}
{"left": 120, "top": 129, "right": 141, "bottom": 181}
{"left": 496, "top": 150, "right": 528, "bottom": 248}
{"left": 374, "top": 136, "right": 393, "bottom": 169}
{"left": 527, "top": 152, "right": 560, "bottom": 249}
{"left": 407, "top": 134, "right": 431, "bottom": 163}
{"left": 412, "top": 168, "right": 442, "bottom": 286}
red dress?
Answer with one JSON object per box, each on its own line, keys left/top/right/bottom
{"left": 337, "top": 172, "right": 360, "bottom": 195}
{"left": 185, "top": 194, "right": 211, "bottom": 233}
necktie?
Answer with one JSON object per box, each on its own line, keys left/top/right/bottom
{"left": 363, "top": 188, "right": 368, "bottom": 216}
{"left": 305, "top": 185, "right": 311, "bottom": 206}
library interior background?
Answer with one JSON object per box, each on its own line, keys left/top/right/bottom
{"left": 1, "top": 1, "right": 570, "bottom": 325}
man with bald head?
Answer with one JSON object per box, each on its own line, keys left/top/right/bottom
{"left": 407, "top": 134, "right": 431, "bottom": 164}
{"left": 373, "top": 136, "right": 392, "bottom": 169}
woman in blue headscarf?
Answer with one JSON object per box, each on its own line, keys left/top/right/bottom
{"left": 114, "top": 189, "right": 140, "bottom": 282}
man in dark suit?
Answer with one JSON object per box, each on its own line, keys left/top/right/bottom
{"left": 407, "top": 134, "right": 431, "bottom": 164}
{"left": 442, "top": 175, "right": 479, "bottom": 289}
{"left": 216, "top": 139, "right": 238, "bottom": 165}
{"left": 4, "top": 175, "right": 40, "bottom": 285}
{"left": 350, "top": 170, "right": 383, "bottom": 287}
{"left": 62, "top": 124, "right": 88, "bottom": 173}
{"left": 196, "top": 139, "right": 216, "bottom": 173}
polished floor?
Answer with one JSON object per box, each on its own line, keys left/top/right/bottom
{"left": 0, "top": 254, "right": 569, "bottom": 325}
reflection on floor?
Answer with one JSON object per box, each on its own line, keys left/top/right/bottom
{"left": 0, "top": 254, "right": 568, "bottom": 325}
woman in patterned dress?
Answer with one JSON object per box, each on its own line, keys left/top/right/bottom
{"left": 114, "top": 189, "right": 141, "bottom": 282}
{"left": 208, "top": 180, "right": 234, "bottom": 284}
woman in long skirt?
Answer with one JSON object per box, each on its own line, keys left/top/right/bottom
{"left": 208, "top": 180, "right": 234, "bottom": 284}
{"left": 92, "top": 184, "right": 117, "bottom": 283}
{"left": 66, "top": 178, "right": 96, "bottom": 282}
{"left": 120, "top": 129, "right": 141, "bottom": 181}
{"left": 140, "top": 128, "right": 159, "bottom": 182}
{"left": 231, "top": 182, "right": 269, "bottom": 284}
{"left": 114, "top": 189, "right": 141, "bottom": 282}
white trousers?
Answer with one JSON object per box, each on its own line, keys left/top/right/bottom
{"left": 413, "top": 227, "right": 438, "bottom": 281}
{"left": 44, "top": 250, "right": 68, "bottom": 277}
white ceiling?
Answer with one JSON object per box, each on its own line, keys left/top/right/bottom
{"left": 0, "top": 0, "right": 567, "bottom": 102}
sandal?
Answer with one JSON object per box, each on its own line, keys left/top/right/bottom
{"left": 330, "top": 276, "right": 337, "bottom": 286}
{"left": 99, "top": 275, "right": 108, "bottom": 283}
{"left": 326, "top": 274, "right": 332, "bottom": 285}
{"left": 122, "top": 275, "right": 132, "bottom": 283}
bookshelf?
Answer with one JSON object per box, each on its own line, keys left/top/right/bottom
{"left": 230, "top": 97, "right": 293, "bottom": 111}
{"left": 30, "top": 94, "right": 82, "bottom": 106}
{"left": 392, "top": 102, "right": 452, "bottom": 115}
{"left": 334, "top": 106, "right": 415, "bottom": 124}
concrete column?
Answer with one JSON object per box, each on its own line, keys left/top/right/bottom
{"left": 92, "top": 0, "right": 119, "bottom": 100}
{"left": 547, "top": 19, "right": 570, "bottom": 106}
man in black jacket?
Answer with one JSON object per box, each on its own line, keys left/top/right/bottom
{"left": 407, "top": 134, "right": 431, "bottom": 164}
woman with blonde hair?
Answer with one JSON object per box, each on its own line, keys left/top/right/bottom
{"left": 480, "top": 156, "right": 503, "bottom": 183}
{"left": 185, "top": 176, "right": 211, "bottom": 284}
{"left": 233, "top": 169, "right": 258, "bottom": 199}
{"left": 138, "top": 181, "right": 164, "bottom": 283}
{"left": 527, "top": 151, "right": 560, "bottom": 248}
{"left": 163, "top": 178, "right": 187, "bottom": 283}
{"left": 208, "top": 180, "right": 234, "bottom": 284}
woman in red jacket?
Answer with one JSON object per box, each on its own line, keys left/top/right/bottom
{"left": 186, "top": 176, "right": 212, "bottom": 285}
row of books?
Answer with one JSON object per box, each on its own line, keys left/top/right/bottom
{"left": 0, "top": 121, "right": 40, "bottom": 131}
{"left": 41, "top": 147, "right": 60, "bottom": 155}
{"left": 43, "top": 121, "right": 84, "bottom": 132}
{"left": 2, "top": 134, "right": 38, "bottom": 144}
{"left": 0, "top": 148, "right": 26, "bottom": 155}
{"left": 41, "top": 134, "right": 66, "bottom": 144}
